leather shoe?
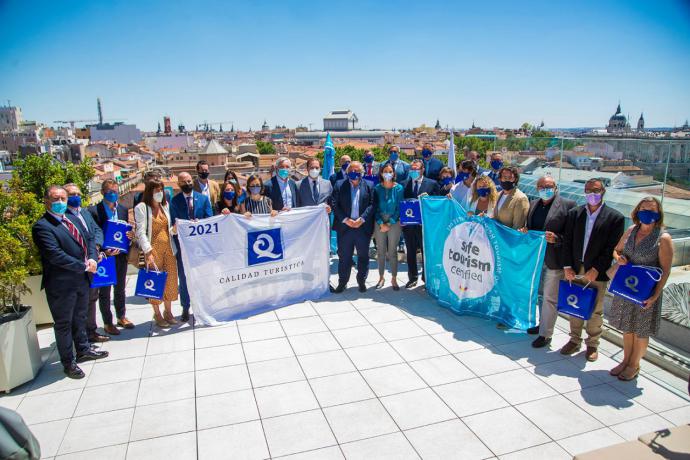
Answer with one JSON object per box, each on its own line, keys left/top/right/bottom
{"left": 586, "top": 346, "right": 598, "bottom": 362}
{"left": 527, "top": 326, "right": 540, "bottom": 335}
{"left": 63, "top": 363, "right": 85, "bottom": 379}
{"left": 531, "top": 336, "right": 552, "bottom": 348}
{"left": 180, "top": 311, "right": 190, "bottom": 322}
{"left": 560, "top": 341, "right": 581, "bottom": 355}
{"left": 104, "top": 324, "right": 120, "bottom": 336}
{"left": 88, "top": 333, "right": 110, "bottom": 343}
{"left": 331, "top": 284, "right": 346, "bottom": 294}
{"left": 117, "top": 317, "right": 135, "bottom": 329}
{"left": 76, "top": 349, "right": 109, "bottom": 363}
{"left": 358, "top": 283, "right": 367, "bottom": 293}
{"left": 405, "top": 279, "right": 418, "bottom": 289}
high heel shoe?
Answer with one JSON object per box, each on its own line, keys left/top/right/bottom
{"left": 375, "top": 279, "right": 385, "bottom": 289}
{"left": 163, "top": 312, "right": 178, "bottom": 325}
{"left": 153, "top": 315, "right": 170, "bottom": 328}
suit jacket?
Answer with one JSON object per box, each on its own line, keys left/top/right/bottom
{"left": 494, "top": 189, "right": 530, "bottom": 230}
{"left": 296, "top": 176, "right": 333, "bottom": 207}
{"left": 332, "top": 179, "right": 375, "bottom": 236}
{"left": 361, "top": 161, "right": 380, "bottom": 178}
{"left": 403, "top": 176, "right": 441, "bottom": 200}
{"left": 170, "top": 191, "right": 213, "bottom": 224}
{"left": 381, "top": 159, "right": 411, "bottom": 183}
{"left": 329, "top": 169, "right": 347, "bottom": 186}
{"left": 526, "top": 194, "right": 577, "bottom": 270}
{"left": 193, "top": 178, "right": 221, "bottom": 209}
{"left": 422, "top": 157, "right": 444, "bottom": 181}
{"left": 32, "top": 212, "right": 97, "bottom": 291}
{"left": 263, "top": 176, "right": 298, "bottom": 211}
{"left": 70, "top": 207, "right": 104, "bottom": 249}
{"left": 562, "top": 203, "right": 625, "bottom": 281}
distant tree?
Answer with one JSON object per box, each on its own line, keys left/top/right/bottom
{"left": 256, "top": 140, "right": 276, "bottom": 155}
{"left": 11, "top": 154, "right": 95, "bottom": 206}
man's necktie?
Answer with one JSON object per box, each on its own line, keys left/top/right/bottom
{"left": 413, "top": 181, "right": 420, "bottom": 197}
{"left": 62, "top": 217, "right": 87, "bottom": 262}
{"left": 312, "top": 180, "right": 318, "bottom": 203}
{"left": 186, "top": 196, "right": 194, "bottom": 218}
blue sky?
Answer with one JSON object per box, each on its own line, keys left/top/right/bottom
{"left": 1, "top": 0, "right": 689, "bottom": 131}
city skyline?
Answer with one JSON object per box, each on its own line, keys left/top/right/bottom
{"left": 1, "top": 0, "right": 689, "bottom": 131}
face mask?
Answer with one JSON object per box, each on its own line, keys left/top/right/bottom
{"left": 586, "top": 192, "right": 603, "bottom": 206}
{"left": 277, "top": 169, "right": 290, "bottom": 179}
{"left": 382, "top": 172, "right": 394, "bottom": 182}
{"left": 249, "top": 186, "right": 261, "bottom": 195}
{"left": 198, "top": 171, "right": 209, "bottom": 180}
{"left": 637, "top": 210, "right": 660, "bottom": 225}
{"left": 409, "top": 170, "right": 421, "bottom": 180}
{"left": 389, "top": 152, "right": 399, "bottom": 162}
{"left": 341, "top": 162, "right": 350, "bottom": 171}
{"left": 456, "top": 172, "right": 470, "bottom": 183}
{"left": 51, "top": 201, "right": 67, "bottom": 215}
{"left": 490, "top": 160, "right": 503, "bottom": 171}
{"left": 228, "top": 178, "right": 237, "bottom": 184}
{"left": 180, "top": 184, "right": 193, "bottom": 194}
{"left": 104, "top": 191, "right": 118, "bottom": 203}
{"left": 309, "top": 168, "right": 320, "bottom": 179}
{"left": 67, "top": 195, "right": 82, "bottom": 208}
{"left": 153, "top": 192, "right": 164, "bottom": 203}
{"left": 441, "top": 177, "right": 453, "bottom": 186}
{"left": 538, "top": 188, "right": 555, "bottom": 201}
{"left": 348, "top": 171, "right": 362, "bottom": 181}
{"left": 422, "top": 149, "right": 433, "bottom": 159}
{"left": 477, "top": 187, "right": 490, "bottom": 198}
{"left": 364, "top": 155, "right": 374, "bottom": 164}
{"left": 500, "top": 180, "right": 515, "bottom": 191}
{"left": 223, "top": 190, "right": 235, "bottom": 201}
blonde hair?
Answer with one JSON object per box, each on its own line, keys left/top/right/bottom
{"left": 471, "top": 176, "right": 498, "bottom": 208}
{"left": 631, "top": 196, "right": 664, "bottom": 228}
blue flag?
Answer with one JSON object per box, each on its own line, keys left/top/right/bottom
{"left": 322, "top": 132, "right": 335, "bottom": 180}
{"left": 421, "top": 197, "right": 546, "bottom": 329}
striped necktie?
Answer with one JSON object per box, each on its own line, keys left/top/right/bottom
{"left": 62, "top": 217, "right": 87, "bottom": 262}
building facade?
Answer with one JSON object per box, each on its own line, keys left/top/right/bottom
{"left": 323, "top": 110, "right": 358, "bottom": 131}
{"left": 0, "top": 105, "right": 23, "bottom": 132}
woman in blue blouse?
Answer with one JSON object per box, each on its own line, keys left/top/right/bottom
{"left": 373, "top": 163, "right": 404, "bottom": 290}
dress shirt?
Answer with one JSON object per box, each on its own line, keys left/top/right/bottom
{"left": 197, "top": 180, "right": 210, "bottom": 198}
{"left": 582, "top": 204, "right": 603, "bottom": 261}
{"left": 349, "top": 182, "right": 360, "bottom": 220}
{"left": 277, "top": 178, "right": 293, "bottom": 209}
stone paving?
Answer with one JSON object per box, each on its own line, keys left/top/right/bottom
{"left": 2, "top": 266, "right": 689, "bottom": 459}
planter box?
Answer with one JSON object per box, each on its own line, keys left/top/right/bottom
{"left": 0, "top": 307, "right": 42, "bottom": 393}
{"left": 20, "top": 275, "right": 53, "bottom": 326}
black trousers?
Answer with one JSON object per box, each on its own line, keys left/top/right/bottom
{"left": 46, "top": 277, "right": 91, "bottom": 366}
{"left": 402, "top": 225, "right": 424, "bottom": 282}
{"left": 87, "top": 254, "right": 127, "bottom": 334}
{"left": 337, "top": 228, "right": 371, "bottom": 286}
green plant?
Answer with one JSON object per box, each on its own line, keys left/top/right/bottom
{"left": 256, "top": 140, "right": 276, "bottom": 156}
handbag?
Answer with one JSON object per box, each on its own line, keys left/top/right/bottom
{"left": 557, "top": 279, "right": 598, "bottom": 320}
{"left": 90, "top": 256, "right": 117, "bottom": 288}
{"left": 135, "top": 261, "right": 167, "bottom": 300}
{"left": 103, "top": 220, "right": 133, "bottom": 253}
{"left": 608, "top": 264, "right": 662, "bottom": 306}
{"left": 400, "top": 199, "right": 422, "bottom": 226}
{"left": 606, "top": 227, "right": 634, "bottom": 280}
{"left": 128, "top": 210, "right": 149, "bottom": 268}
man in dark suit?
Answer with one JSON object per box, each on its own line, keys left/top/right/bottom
{"left": 331, "top": 161, "right": 375, "bottom": 293}
{"left": 561, "top": 178, "right": 624, "bottom": 361}
{"left": 361, "top": 150, "right": 380, "bottom": 187}
{"left": 296, "top": 158, "right": 332, "bottom": 211}
{"left": 421, "top": 143, "right": 443, "bottom": 181}
{"left": 329, "top": 155, "right": 351, "bottom": 186}
{"left": 402, "top": 160, "right": 440, "bottom": 288}
{"left": 522, "top": 176, "right": 576, "bottom": 348}
{"left": 86, "top": 179, "right": 135, "bottom": 338}
{"left": 32, "top": 186, "right": 108, "bottom": 379}
{"left": 170, "top": 172, "right": 213, "bottom": 322}
{"left": 264, "top": 157, "right": 299, "bottom": 211}
{"left": 381, "top": 146, "right": 410, "bottom": 183}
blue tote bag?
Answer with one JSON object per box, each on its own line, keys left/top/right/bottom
{"left": 608, "top": 264, "right": 662, "bottom": 306}
{"left": 400, "top": 199, "right": 422, "bottom": 226}
{"left": 557, "top": 279, "right": 598, "bottom": 320}
{"left": 90, "top": 256, "right": 117, "bottom": 288}
{"left": 135, "top": 265, "right": 168, "bottom": 300}
{"left": 104, "top": 220, "right": 132, "bottom": 253}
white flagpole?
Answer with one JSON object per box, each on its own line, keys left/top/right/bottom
{"left": 448, "top": 128, "right": 456, "bottom": 176}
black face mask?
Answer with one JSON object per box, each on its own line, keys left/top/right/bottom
{"left": 198, "top": 171, "right": 209, "bottom": 180}
{"left": 500, "top": 180, "right": 515, "bottom": 191}
{"left": 181, "top": 184, "right": 194, "bottom": 194}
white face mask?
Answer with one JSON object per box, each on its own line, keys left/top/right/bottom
{"left": 382, "top": 172, "right": 394, "bottom": 182}
{"left": 153, "top": 192, "right": 164, "bottom": 203}
{"left": 309, "top": 168, "right": 321, "bottom": 179}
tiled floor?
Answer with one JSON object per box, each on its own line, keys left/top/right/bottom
{"left": 2, "top": 263, "right": 689, "bottom": 460}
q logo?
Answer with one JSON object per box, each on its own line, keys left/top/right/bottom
{"left": 144, "top": 279, "right": 156, "bottom": 291}
{"left": 624, "top": 275, "right": 639, "bottom": 293}
{"left": 113, "top": 231, "right": 124, "bottom": 243}
{"left": 248, "top": 228, "right": 284, "bottom": 266}
{"left": 566, "top": 294, "right": 579, "bottom": 308}
{"left": 96, "top": 266, "right": 107, "bottom": 277}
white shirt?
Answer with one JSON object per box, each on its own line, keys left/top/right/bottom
{"left": 68, "top": 207, "right": 89, "bottom": 233}
{"left": 350, "top": 182, "right": 360, "bottom": 220}
{"left": 496, "top": 192, "right": 508, "bottom": 211}
{"left": 450, "top": 180, "right": 472, "bottom": 204}
{"left": 466, "top": 198, "right": 495, "bottom": 218}
{"left": 277, "top": 178, "right": 293, "bottom": 209}
{"left": 582, "top": 204, "right": 603, "bottom": 260}
{"left": 197, "top": 180, "right": 209, "bottom": 198}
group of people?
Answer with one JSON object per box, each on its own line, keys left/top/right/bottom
{"left": 32, "top": 146, "right": 673, "bottom": 382}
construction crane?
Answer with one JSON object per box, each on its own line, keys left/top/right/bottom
{"left": 199, "top": 121, "right": 234, "bottom": 132}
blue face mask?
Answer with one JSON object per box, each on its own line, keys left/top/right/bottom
{"left": 104, "top": 191, "right": 119, "bottom": 203}
{"left": 389, "top": 152, "right": 399, "bottom": 162}
{"left": 223, "top": 190, "right": 236, "bottom": 201}
{"left": 67, "top": 195, "right": 82, "bottom": 208}
{"left": 638, "top": 210, "right": 660, "bottom": 225}
{"left": 277, "top": 168, "right": 290, "bottom": 179}
{"left": 490, "top": 160, "right": 503, "bottom": 171}
{"left": 249, "top": 186, "right": 261, "bottom": 195}
{"left": 441, "top": 177, "right": 453, "bottom": 186}
{"left": 348, "top": 171, "right": 362, "bottom": 181}
{"left": 341, "top": 162, "right": 350, "bottom": 171}
{"left": 538, "top": 188, "right": 555, "bottom": 201}
{"left": 476, "top": 187, "right": 490, "bottom": 198}
{"left": 408, "top": 170, "right": 421, "bottom": 180}
{"left": 456, "top": 172, "right": 470, "bottom": 183}
{"left": 422, "top": 149, "right": 433, "bottom": 158}
{"left": 363, "top": 155, "right": 374, "bottom": 164}
{"left": 51, "top": 201, "right": 67, "bottom": 215}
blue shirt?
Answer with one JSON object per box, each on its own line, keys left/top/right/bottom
{"left": 349, "top": 181, "right": 360, "bottom": 219}
{"left": 374, "top": 183, "right": 404, "bottom": 225}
